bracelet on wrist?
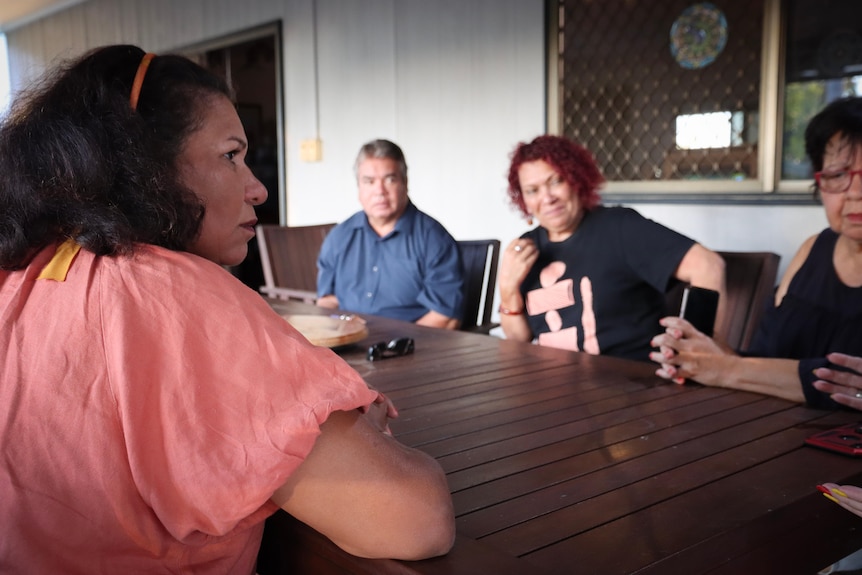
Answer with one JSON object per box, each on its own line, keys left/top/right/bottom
{"left": 498, "top": 305, "right": 525, "bottom": 316}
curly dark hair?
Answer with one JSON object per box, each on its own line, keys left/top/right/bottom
{"left": 506, "top": 135, "right": 604, "bottom": 217}
{"left": 0, "top": 44, "right": 233, "bottom": 270}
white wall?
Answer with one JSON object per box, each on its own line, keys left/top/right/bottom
{"left": 0, "top": 33, "right": 9, "bottom": 116}
{"left": 630, "top": 203, "right": 826, "bottom": 281}
{"left": 285, "top": 0, "right": 545, "bottom": 251}
{"left": 4, "top": 0, "right": 827, "bottom": 294}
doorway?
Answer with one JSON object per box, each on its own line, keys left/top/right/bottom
{"left": 182, "top": 23, "right": 284, "bottom": 290}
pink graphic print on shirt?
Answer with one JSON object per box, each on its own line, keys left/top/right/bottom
{"left": 525, "top": 261, "right": 599, "bottom": 354}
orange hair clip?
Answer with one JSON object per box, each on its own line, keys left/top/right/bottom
{"left": 129, "top": 53, "right": 156, "bottom": 111}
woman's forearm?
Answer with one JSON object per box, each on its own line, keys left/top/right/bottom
{"left": 709, "top": 355, "right": 805, "bottom": 403}
{"left": 498, "top": 288, "right": 533, "bottom": 342}
{"left": 500, "top": 314, "right": 533, "bottom": 342}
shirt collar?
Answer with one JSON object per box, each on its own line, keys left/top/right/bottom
{"left": 351, "top": 200, "right": 417, "bottom": 237}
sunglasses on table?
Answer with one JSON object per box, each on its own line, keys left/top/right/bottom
{"left": 367, "top": 338, "right": 415, "bottom": 362}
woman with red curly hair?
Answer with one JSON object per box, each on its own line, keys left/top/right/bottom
{"left": 497, "top": 135, "right": 725, "bottom": 361}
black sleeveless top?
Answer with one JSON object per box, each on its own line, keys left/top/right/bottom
{"left": 748, "top": 229, "right": 862, "bottom": 407}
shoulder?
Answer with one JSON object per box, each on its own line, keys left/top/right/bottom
{"left": 101, "top": 245, "right": 270, "bottom": 315}
{"left": 105, "top": 244, "right": 225, "bottom": 277}
{"left": 522, "top": 226, "right": 543, "bottom": 241}
{"left": 591, "top": 205, "right": 636, "bottom": 221}
{"left": 583, "top": 206, "right": 650, "bottom": 232}
{"left": 344, "top": 210, "right": 367, "bottom": 226}
{"left": 407, "top": 204, "right": 437, "bottom": 226}
{"left": 325, "top": 212, "right": 366, "bottom": 244}
{"left": 332, "top": 212, "right": 366, "bottom": 234}
{"left": 581, "top": 205, "right": 667, "bottom": 238}
{"left": 606, "top": 206, "right": 692, "bottom": 244}
{"left": 408, "top": 207, "right": 457, "bottom": 242}
{"left": 97, "top": 246, "right": 367, "bottom": 391}
{"left": 810, "top": 227, "right": 839, "bottom": 251}
{"left": 604, "top": 205, "right": 672, "bottom": 229}
{"left": 774, "top": 232, "right": 822, "bottom": 305}
{"left": 788, "top": 233, "right": 822, "bottom": 274}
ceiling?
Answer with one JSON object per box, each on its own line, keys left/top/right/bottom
{"left": 0, "top": 0, "right": 86, "bottom": 32}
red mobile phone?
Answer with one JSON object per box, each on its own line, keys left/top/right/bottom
{"left": 804, "top": 422, "right": 862, "bottom": 457}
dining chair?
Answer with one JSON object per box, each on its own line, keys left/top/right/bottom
{"left": 255, "top": 223, "right": 336, "bottom": 303}
{"left": 665, "top": 250, "right": 780, "bottom": 352}
{"left": 457, "top": 239, "right": 501, "bottom": 333}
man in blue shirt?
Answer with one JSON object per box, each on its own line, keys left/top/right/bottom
{"left": 316, "top": 139, "right": 464, "bottom": 328}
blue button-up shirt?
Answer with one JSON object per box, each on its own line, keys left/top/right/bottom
{"left": 317, "top": 202, "right": 464, "bottom": 322}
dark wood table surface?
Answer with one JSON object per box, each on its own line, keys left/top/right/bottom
{"left": 257, "top": 300, "right": 862, "bottom": 575}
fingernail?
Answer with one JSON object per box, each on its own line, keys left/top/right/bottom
{"left": 674, "top": 377, "right": 685, "bottom": 384}
{"left": 822, "top": 492, "right": 840, "bottom": 504}
{"left": 819, "top": 484, "right": 849, "bottom": 498}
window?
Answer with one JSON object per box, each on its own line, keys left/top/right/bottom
{"left": 676, "top": 111, "right": 744, "bottom": 150}
{"left": 782, "top": 0, "right": 862, "bottom": 182}
{"left": 550, "top": 0, "right": 853, "bottom": 199}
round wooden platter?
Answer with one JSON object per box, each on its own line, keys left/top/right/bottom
{"left": 280, "top": 314, "right": 368, "bottom": 348}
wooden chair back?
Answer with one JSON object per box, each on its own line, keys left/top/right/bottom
{"left": 666, "top": 250, "right": 780, "bottom": 351}
{"left": 457, "top": 239, "right": 501, "bottom": 333}
{"left": 256, "top": 223, "right": 336, "bottom": 303}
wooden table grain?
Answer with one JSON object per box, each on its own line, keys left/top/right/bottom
{"left": 258, "top": 300, "right": 862, "bottom": 575}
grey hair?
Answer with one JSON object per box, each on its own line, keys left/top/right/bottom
{"left": 353, "top": 139, "right": 408, "bottom": 182}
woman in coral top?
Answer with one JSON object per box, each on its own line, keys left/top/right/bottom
{"left": 0, "top": 45, "right": 453, "bottom": 574}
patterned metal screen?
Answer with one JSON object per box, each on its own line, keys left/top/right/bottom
{"left": 557, "top": 0, "right": 764, "bottom": 182}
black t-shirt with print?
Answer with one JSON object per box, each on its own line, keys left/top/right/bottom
{"left": 520, "top": 206, "right": 694, "bottom": 362}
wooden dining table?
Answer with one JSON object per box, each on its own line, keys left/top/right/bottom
{"left": 256, "top": 299, "right": 862, "bottom": 575}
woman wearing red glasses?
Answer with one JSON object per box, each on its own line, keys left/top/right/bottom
{"left": 651, "top": 96, "right": 862, "bottom": 409}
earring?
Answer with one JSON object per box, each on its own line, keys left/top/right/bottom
{"left": 526, "top": 214, "right": 533, "bottom": 225}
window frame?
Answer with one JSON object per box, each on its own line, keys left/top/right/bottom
{"left": 547, "top": 0, "right": 818, "bottom": 203}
